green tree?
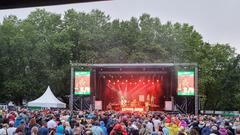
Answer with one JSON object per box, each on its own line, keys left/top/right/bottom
{"left": 0, "top": 9, "right": 239, "bottom": 110}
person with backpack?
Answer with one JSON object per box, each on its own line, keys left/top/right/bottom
{"left": 139, "top": 124, "right": 151, "bottom": 135}
{"left": 7, "top": 121, "right": 16, "bottom": 135}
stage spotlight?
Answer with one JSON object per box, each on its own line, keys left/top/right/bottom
{"left": 122, "top": 82, "right": 124, "bottom": 84}
{"left": 117, "top": 80, "right": 119, "bottom": 82}
{"left": 148, "top": 80, "right": 150, "bottom": 82}
{"left": 108, "top": 80, "right": 111, "bottom": 83}
{"left": 113, "top": 82, "right": 116, "bottom": 85}
{"left": 152, "top": 82, "right": 154, "bottom": 84}
{"left": 103, "top": 76, "right": 105, "bottom": 79}
{"left": 130, "top": 82, "right": 132, "bottom": 85}
{"left": 135, "top": 82, "right": 137, "bottom": 85}
{"left": 157, "top": 80, "right": 159, "bottom": 82}
{"left": 125, "top": 80, "right": 128, "bottom": 82}
{"left": 143, "top": 82, "right": 145, "bottom": 84}
{"left": 139, "top": 80, "right": 142, "bottom": 82}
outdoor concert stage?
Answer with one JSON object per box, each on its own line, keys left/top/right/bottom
{"left": 70, "top": 63, "right": 199, "bottom": 114}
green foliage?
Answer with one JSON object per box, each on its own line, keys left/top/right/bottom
{"left": 0, "top": 9, "right": 239, "bottom": 110}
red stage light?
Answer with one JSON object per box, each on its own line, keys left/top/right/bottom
{"left": 148, "top": 80, "right": 150, "bottom": 82}
{"left": 122, "top": 82, "right": 124, "bottom": 84}
{"left": 152, "top": 82, "right": 154, "bottom": 84}
{"left": 135, "top": 82, "right": 137, "bottom": 85}
{"left": 157, "top": 80, "right": 159, "bottom": 82}
{"left": 113, "top": 82, "right": 116, "bottom": 85}
{"left": 108, "top": 80, "right": 111, "bottom": 82}
{"left": 117, "top": 80, "right": 119, "bottom": 82}
{"left": 125, "top": 80, "right": 128, "bottom": 82}
{"left": 130, "top": 82, "right": 132, "bottom": 85}
{"left": 139, "top": 80, "right": 142, "bottom": 82}
{"left": 143, "top": 82, "right": 145, "bottom": 84}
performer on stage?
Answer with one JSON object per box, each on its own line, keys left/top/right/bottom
{"left": 151, "top": 95, "right": 155, "bottom": 104}
{"left": 107, "top": 103, "right": 112, "bottom": 110}
{"left": 118, "top": 91, "right": 127, "bottom": 105}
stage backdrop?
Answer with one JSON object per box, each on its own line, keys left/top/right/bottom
{"left": 104, "top": 78, "right": 161, "bottom": 110}
{"left": 74, "top": 71, "right": 91, "bottom": 95}
{"left": 177, "top": 71, "right": 194, "bottom": 96}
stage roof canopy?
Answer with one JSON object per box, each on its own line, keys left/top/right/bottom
{"left": 0, "top": 0, "right": 104, "bottom": 9}
{"left": 71, "top": 63, "right": 198, "bottom": 68}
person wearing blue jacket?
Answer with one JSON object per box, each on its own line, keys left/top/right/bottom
{"left": 201, "top": 123, "right": 211, "bottom": 135}
{"left": 100, "top": 121, "right": 108, "bottom": 135}
{"left": 15, "top": 115, "right": 23, "bottom": 127}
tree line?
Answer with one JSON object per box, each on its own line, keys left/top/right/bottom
{"left": 0, "top": 9, "right": 239, "bottom": 110}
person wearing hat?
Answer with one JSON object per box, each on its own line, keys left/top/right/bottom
{"left": 110, "top": 123, "right": 127, "bottom": 135}
{"left": 7, "top": 121, "right": 16, "bottom": 135}
{"left": 99, "top": 121, "right": 108, "bottom": 135}
{"left": 91, "top": 121, "right": 104, "bottom": 135}
{"left": 210, "top": 125, "right": 219, "bottom": 135}
{"left": 15, "top": 114, "right": 23, "bottom": 127}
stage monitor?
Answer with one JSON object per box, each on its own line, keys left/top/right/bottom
{"left": 74, "top": 71, "right": 91, "bottom": 95}
{"left": 177, "top": 71, "right": 194, "bottom": 96}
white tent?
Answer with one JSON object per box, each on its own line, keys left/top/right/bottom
{"left": 27, "top": 86, "right": 66, "bottom": 108}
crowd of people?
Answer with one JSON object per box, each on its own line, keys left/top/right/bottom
{"left": 0, "top": 108, "right": 240, "bottom": 135}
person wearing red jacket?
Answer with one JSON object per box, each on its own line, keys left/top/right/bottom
{"left": 110, "top": 124, "right": 128, "bottom": 135}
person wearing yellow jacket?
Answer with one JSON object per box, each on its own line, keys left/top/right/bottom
{"left": 165, "top": 123, "right": 179, "bottom": 135}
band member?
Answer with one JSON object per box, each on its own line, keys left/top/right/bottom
{"left": 151, "top": 95, "right": 155, "bottom": 104}
{"left": 131, "top": 99, "right": 138, "bottom": 106}
{"left": 107, "top": 103, "right": 112, "bottom": 110}
{"left": 119, "top": 91, "right": 127, "bottom": 105}
{"left": 147, "top": 94, "right": 150, "bottom": 102}
{"left": 145, "top": 101, "right": 149, "bottom": 111}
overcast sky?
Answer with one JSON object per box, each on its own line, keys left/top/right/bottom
{"left": 0, "top": 0, "right": 239, "bottom": 53}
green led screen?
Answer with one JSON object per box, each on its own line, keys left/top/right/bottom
{"left": 177, "top": 71, "right": 194, "bottom": 96}
{"left": 74, "top": 71, "right": 90, "bottom": 95}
